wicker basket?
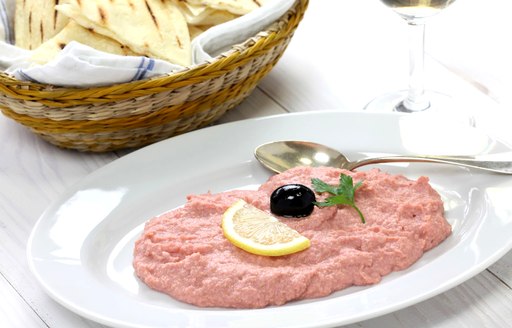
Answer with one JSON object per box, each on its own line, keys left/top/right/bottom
{"left": 0, "top": 0, "right": 308, "bottom": 152}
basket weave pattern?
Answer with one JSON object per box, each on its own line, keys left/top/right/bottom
{"left": 0, "top": 0, "right": 308, "bottom": 152}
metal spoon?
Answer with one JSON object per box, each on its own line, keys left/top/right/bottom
{"left": 254, "top": 140, "right": 512, "bottom": 174}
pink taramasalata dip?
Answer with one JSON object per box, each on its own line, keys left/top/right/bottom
{"left": 133, "top": 166, "right": 451, "bottom": 308}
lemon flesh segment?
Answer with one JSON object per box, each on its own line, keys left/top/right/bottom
{"left": 222, "top": 199, "right": 311, "bottom": 256}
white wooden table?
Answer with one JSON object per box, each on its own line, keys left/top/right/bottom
{"left": 1, "top": 0, "right": 511, "bottom": 327}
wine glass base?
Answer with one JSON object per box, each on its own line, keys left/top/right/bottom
{"left": 364, "top": 90, "right": 476, "bottom": 126}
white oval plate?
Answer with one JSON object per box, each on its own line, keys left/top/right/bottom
{"left": 27, "top": 111, "right": 512, "bottom": 328}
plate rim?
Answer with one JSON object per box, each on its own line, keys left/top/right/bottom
{"left": 27, "top": 110, "right": 512, "bottom": 328}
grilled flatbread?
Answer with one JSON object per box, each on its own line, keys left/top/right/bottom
{"left": 188, "top": 25, "right": 210, "bottom": 40}
{"left": 56, "top": 0, "right": 191, "bottom": 66}
{"left": 30, "top": 21, "right": 138, "bottom": 64}
{"left": 183, "top": 0, "right": 263, "bottom": 15}
{"left": 177, "top": 2, "right": 236, "bottom": 26}
{"left": 15, "top": 0, "right": 69, "bottom": 50}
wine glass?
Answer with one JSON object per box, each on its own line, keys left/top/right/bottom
{"left": 365, "top": 0, "right": 465, "bottom": 118}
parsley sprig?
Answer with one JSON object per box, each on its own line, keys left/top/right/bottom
{"left": 311, "top": 174, "right": 366, "bottom": 223}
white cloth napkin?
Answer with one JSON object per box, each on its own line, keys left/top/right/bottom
{"left": 0, "top": 0, "right": 295, "bottom": 87}
{"left": 2, "top": 41, "right": 181, "bottom": 87}
{"left": 0, "top": 0, "right": 13, "bottom": 44}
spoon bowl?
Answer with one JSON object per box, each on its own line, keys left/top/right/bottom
{"left": 254, "top": 141, "right": 512, "bottom": 174}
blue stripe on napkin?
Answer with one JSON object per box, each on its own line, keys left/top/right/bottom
{"left": 143, "top": 58, "right": 155, "bottom": 79}
{"left": 132, "top": 57, "right": 156, "bottom": 81}
{"left": 132, "top": 57, "right": 146, "bottom": 81}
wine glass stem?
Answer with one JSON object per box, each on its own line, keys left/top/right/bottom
{"left": 396, "top": 22, "right": 430, "bottom": 113}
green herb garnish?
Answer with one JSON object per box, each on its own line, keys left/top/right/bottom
{"left": 311, "top": 174, "right": 366, "bottom": 223}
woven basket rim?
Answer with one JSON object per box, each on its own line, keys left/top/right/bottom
{"left": 0, "top": 0, "right": 309, "bottom": 152}
{"left": 0, "top": 0, "right": 307, "bottom": 95}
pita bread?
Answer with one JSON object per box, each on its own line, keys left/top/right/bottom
{"left": 177, "top": 2, "right": 236, "bottom": 26}
{"left": 56, "top": 0, "right": 191, "bottom": 66}
{"left": 188, "top": 25, "right": 211, "bottom": 40}
{"left": 29, "top": 21, "right": 138, "bottom": 64}
{"left": 15, "top": 0, "right": 69, "bottom": 50}
{"left": 183, "top": 0, "right": 262, "bottom": 15}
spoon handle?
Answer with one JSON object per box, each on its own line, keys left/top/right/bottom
{"left": 350, "top": 155, "right": 512, "bottom": 174}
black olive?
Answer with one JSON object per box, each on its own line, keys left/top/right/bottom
{"left": 270, "top": 184, "right": 316, "bottom": 218}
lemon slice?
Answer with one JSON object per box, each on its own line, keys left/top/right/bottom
{"left": 221, "top": 199, "right": 310, "bottom": 256}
